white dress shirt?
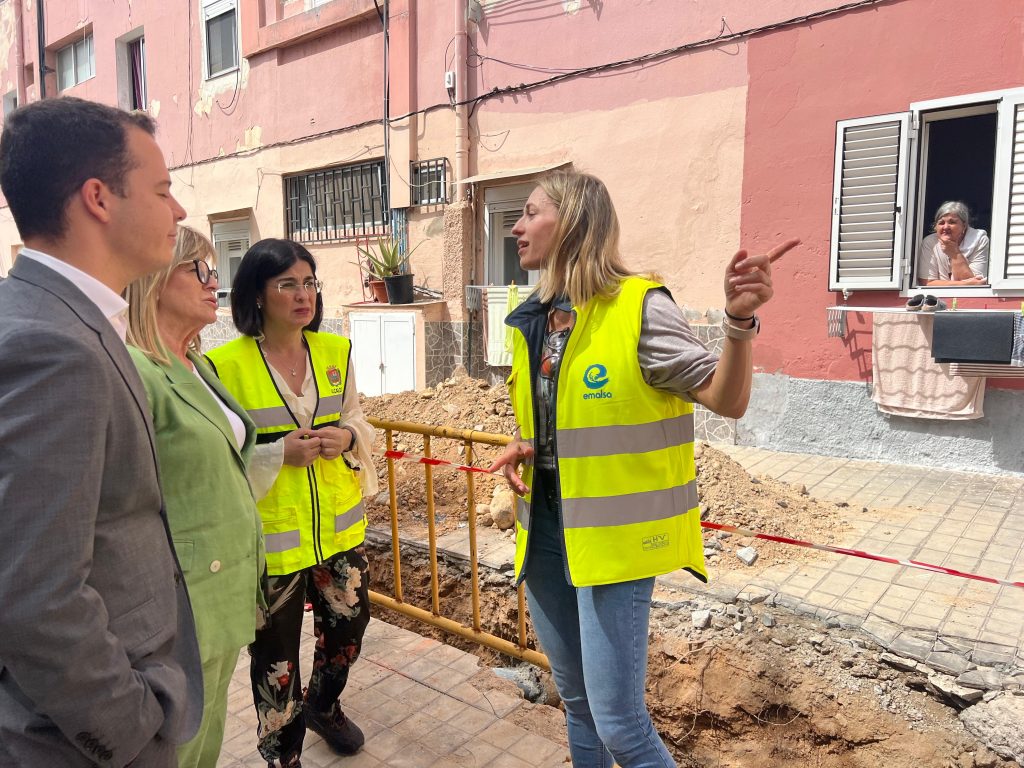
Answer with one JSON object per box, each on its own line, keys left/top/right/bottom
{"left": 17, "top": 248, "right": 130, "bottom": 341}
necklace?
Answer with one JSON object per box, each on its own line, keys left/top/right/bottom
{"left": 260, "top": 341, "right": 304, "bottom": 378}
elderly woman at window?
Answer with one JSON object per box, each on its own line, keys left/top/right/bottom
{"left": 917, "top": 201, "right": 990, "bottom": 287}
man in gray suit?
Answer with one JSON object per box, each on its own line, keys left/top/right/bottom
{"left": 0, "top": 98, "right": 204, "bottom": 766}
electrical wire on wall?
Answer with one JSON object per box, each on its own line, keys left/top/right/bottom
{"left": 168, "top": 0, "right": 899, "bottom": 175}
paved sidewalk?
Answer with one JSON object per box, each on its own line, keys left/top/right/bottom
{"left": 218, "top": 445, "right": 1024, "bottom": 765}
{"left": 217, "top": 617, "right": 569, "bottom": 767}
{"left": 668, "top": 445, "right": 1024, "bottom": 671}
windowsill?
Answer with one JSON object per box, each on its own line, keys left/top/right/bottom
{"left": 244, "top": 0, "right": 376, "bottom": 58}
{"left": 57, "top": 73, "right": 96, "bottom": 93}
{"left": 900, "top": 286, "right": 1020, "bottom": 299}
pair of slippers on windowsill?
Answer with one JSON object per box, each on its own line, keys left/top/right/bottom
{"left": 906, "top": 294, "right": 947, "bottom": 312}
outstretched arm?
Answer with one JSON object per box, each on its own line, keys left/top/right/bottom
{"left": 692, "top": 239, "right": 800, "bottom": 418}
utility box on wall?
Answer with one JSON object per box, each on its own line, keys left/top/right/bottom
{"left": 346, "top": 301, "right": 449, "bottom": 396}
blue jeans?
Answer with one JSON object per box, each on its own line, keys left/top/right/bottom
{"left": 523, "top": 470, "right": 675, "bottom": 768}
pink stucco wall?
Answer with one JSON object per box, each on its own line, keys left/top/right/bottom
{"left": 742, "top": 0, "right": 1024, "bottom": 383}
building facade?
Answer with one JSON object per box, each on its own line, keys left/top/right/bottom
{"left": 1, "top": 0, "right": 1021, "bottom": 473}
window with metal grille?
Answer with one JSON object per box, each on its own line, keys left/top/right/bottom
{"left": 285, "top": 160, "right": 390, "bottom": 243}
{"left": 410, "top": 158, "right": 449, "bottom": 206}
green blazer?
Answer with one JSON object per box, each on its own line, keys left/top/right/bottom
{"left": 129, "top": 347, "right": 265, "bottom": 660}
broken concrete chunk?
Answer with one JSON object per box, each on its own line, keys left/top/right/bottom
{"left": 879, "top": 652, "right": 918, "bottom": 672}
{"left": 691, "top": 609, "right": 712, "bottom": 630}
{"left": 736, "top": 546, "right": 758, "bottom": 566}
{"left": 960, "top": 693, "right": 1024, "bottom": 763}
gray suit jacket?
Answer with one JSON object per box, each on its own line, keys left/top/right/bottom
{"left": 0, "top": 257, "right": 203, "bottom": 767}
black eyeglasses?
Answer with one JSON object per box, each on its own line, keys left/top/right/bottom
{"left": 190, "top": 260, "right": 219, "bottom": 285}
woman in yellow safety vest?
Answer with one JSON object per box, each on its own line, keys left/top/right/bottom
{"left": 490, "top": 171, "right": 798, "bottom": 767}
{"left": 206, "top": 239, "right": 378, "bottom": 768}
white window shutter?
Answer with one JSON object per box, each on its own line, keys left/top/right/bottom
{"left": 829, "top": 113, "right": 911, "bottom": 291}
{"left": 989, "top": 92, "right": 1024, "bottom": 290}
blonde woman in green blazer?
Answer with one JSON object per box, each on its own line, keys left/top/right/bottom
{"left": 127, "top": 226, "right": 266, "bottom": 768}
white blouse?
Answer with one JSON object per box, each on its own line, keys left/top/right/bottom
{"left": 248, "top": 358, "right": 379, "bottom": 501}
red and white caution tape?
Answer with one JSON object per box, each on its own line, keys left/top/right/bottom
{"left": 375, "top": 449, "right": 1024, "bottom": 590}
{"left": 701, "top": 521, "right": 1024, "bottom": 590}
{"left": 380, "top": 448, "right": 495, "bottom": 474}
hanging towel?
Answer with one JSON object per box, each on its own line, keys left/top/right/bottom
{"left": 871, "top": 314, "right": 984, "bottom": 420}
{"left": 1012, "top": 314, "right": 1024, "bottom": 367}
{"left": 931, "top": 312, "right": 1014, "bottom": 364}
{"left": 503, "top": 283, "right": 521, "bottom": 354}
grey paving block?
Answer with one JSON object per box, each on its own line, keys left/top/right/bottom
{"left": 971, "top": 642, "right": 1019, "bottom": 669}
{"left": 889, "top": 633, "right": 934, "bottom": 662}
{"left": 860, "top": 616, "right": 902, "bottom": 648}
{"left": 925, "top": 651, "right": 973, "bottom": 676}
{"left": 957, "top": 668, "right": 1009, "bottom": 691}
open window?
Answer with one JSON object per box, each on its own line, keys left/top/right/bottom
{"left": 483, "top": 182, "right": 539, "bottom": 287}
{"left": 211, "top": 219, "right": 250, "bottom": 307}
{"left": 829, "top": 87, "right": 1024, "bottom": 295}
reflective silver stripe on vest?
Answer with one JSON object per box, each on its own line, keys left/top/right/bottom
{"left": 561, "top": 480, "right": 697, "bottom": 529}
{"left": 264, "top": 529, "right": 301, "bottom": 553}
{"left": 516, "top": 496, "right": 530, "bottom": 531}
{"left": 318, "top": 393, "right": 343, "bottom": 416}
{"left": 335, "top": 500, "right": 366, "bottom": 533}
{"left": 249, "top": 405, "right": 295, "bottom": 429}
{"left": 556, "top": 413, "right": 694, "bottom": 460}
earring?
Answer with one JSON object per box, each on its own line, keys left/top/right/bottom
{"left": 257, "top": 301, "right": 262, "bottom": 309}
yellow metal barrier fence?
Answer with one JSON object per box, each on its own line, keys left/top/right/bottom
{"left": 366, "top": 418, "right": 549, "bottom": 670}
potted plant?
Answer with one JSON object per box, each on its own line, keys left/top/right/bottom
{"left": 356, "top": 236, "right": 421, "bottom": 305}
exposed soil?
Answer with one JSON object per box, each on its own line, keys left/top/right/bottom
{"left": 361, "top": 375, "right": 852, "bottom": 575}
{"left": 360, "top": 375, "right": 1014, "bottom": 767}
{"left": 366, "top": 543, "right": 1012, "bottom": 768}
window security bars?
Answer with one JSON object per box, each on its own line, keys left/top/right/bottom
{"left": 285, "top": 160, "right": 390, "bottom": 243}
{"left": 410, "top": 158, "right": 449, "bottom": 206}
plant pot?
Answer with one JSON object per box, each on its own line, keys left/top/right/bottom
{"left": 368, "top": 278, "right": 388, "bottom": 303}
{"left": 383, "top": 273, "right": 415, "bottom": 305}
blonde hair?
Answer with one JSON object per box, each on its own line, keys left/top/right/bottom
{"left": 533, "top": 171, "right": 637, "bottom": 307}
{"left": 126, "top": 225, "right": 216, "bottom": 366}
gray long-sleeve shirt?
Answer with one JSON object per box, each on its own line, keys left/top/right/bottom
{"left": 535, "top": 288, "right": 719, "bottom": 469}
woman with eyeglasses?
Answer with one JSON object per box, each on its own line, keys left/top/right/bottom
{"left": 125, "top": 225, "right": 265, "bottom": 768}
{"left": 205, "top": 238, "right": 377, "bottom": 768}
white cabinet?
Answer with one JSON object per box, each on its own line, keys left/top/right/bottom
{"left": 349, "top": 311, "right": 416, "bottom": 396}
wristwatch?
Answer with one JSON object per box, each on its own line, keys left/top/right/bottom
{"left": 721, "top": 315, "right": 760, "bottom": 341}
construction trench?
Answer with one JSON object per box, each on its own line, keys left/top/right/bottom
{"left": 360, "top": 377, "right": 1023, "bottom": 768}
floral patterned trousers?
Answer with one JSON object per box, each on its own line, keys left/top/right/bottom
{"left": 249, "top": 547, "right": 370, "bottom": 764}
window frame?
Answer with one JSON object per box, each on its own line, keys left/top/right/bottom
{"left": 202, "top": 0, "right": 240, "bottom": 80}
{"left": 284, "top": 160, "right": 390, "bottom": 243}
{"left": 410, "top": 158, "right": 449, "bottom": 206}
{"left": 829, "top": 86, "right": 1024, "bottom": 297}
{"left": 211, "top": 218, "right": 251, "bottom": 306}
{"left": 56, "top": 34, "right": 95, "bottom": 92}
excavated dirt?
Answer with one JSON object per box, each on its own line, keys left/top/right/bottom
{"left": 360, "top": 375, "right": 1013, "bottom": 767}
{"left": 366, "top": 544, "right": 1012, "bottom": 768}
{"left": 361, "top": 375, "right": 851, "bottom": 574}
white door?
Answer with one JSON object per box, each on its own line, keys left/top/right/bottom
{"left": 381, "top": 313, "right": 416, "bottom": 394}
{"left": 348, "top": 312, "right": 416, "bottom": 396}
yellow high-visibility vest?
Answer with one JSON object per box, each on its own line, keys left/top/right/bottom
{"left": 207, "top": 332, "right": 365, "bottom": 575}
{"left": 506, "top": 277, "right": 707, "bottom": 587}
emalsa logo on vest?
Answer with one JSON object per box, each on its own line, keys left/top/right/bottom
{"left": 582, "top": 363, "right": 612, "bottom": 400}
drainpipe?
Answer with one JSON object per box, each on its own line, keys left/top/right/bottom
{"left": 13, "top": 0, "right": 27, "bottom": 104}
{"left": 382, "top": 0, "right": 390, "bottom": 215}
{"left": 36, "top": 0, "right": 47, "bottom": 98}
{"left": 452, "top": 0, "right": 468, "bottom": 202}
